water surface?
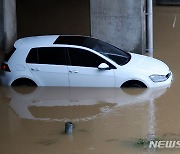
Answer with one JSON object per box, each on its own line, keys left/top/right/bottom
{"left": 0, "top": 6, "right": 180, "bottom": 154}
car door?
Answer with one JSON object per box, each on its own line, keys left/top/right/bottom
{"left": 26, "top": 47, "right": 69, "bottom": 86}
{"left": 67, "top": 47, "right": 115, "bottom": 87}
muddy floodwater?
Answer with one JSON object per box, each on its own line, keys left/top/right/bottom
{"left": 1, "top": 6, "right": 180, "bottom": 154}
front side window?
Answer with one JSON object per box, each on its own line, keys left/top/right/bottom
{"left": 68, "top": 48, "right": 107, "bottom": 68}
{"left": 26, "top": 47, "right": 66, "bottom": 65}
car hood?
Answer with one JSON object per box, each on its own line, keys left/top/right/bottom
{"left": 124, "top": 53, "right": 170, "bottom": 75}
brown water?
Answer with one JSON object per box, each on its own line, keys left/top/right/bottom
{"left": 1, "top": 6, "right": 180, "bottom": 154}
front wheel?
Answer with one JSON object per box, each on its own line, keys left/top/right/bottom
{"left": 121, "top": 80, "right": 147, "bottom": 88}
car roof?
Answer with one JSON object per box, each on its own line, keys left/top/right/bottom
{"left": 14, "top": 35, "right": 100, "bottom": 49}
{"left": 54, "top": 35, "right": 98, "bottom": 45}
{"left": 14, "top": 35, "right": 60, "bottom": 48}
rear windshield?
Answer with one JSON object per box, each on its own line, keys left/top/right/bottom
{"left": 54, "top": 36, "right": 131, "bottom": 66}
{"left": 4, "top": 47, "right": 16, "bottom": 61}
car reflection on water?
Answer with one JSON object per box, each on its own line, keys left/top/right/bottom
{"left": 1, "top": 86, "right": 168, "bottom": 122}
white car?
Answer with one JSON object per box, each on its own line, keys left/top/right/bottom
{"left": 0, "top": 35, "right": 173, "bottom": 88}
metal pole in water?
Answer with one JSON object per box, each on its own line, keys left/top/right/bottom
{"left": 146, "top": 0, "right": 153, "bottom": 56}
{"left": 65, "top": 122, "right": 74, "bottom": 134}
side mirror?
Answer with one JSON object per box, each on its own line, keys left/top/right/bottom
{"left": 98, "top": 63, "right": 110, "bottom": 70}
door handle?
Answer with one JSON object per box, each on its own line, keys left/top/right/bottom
{"left": 73, "top": 70, "right": 78, "bottom": 73}
{"left": 31, "top": 68, "right": 40, "bottom": 71}
{"left": 69, "top": 70, "right": 78, "bottom": 73}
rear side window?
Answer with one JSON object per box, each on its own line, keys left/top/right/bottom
{"left": 26, "top": 47, "right": 66, "bottom": 65}
{"left": 4, "top": 47, "right": 16, "bottom": 61}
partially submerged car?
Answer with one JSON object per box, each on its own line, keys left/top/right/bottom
{"left": 0, "top": 35, "right": 173, "bottom": 88}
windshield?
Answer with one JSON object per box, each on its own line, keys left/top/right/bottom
{"left": 54, "top": 36, "right": 131, "bottom": 66}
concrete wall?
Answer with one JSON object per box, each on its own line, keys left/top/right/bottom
{"left": 3, "top": 0, "right": 17, "bottom": 52}
{"left": 0, "top": 0, "right": 147, "bottom": 56}
{"left": 16, "top": 0, "right": 90, "bottom": 38}
{"left": 90, "top": 0, "right": 146, "bottom": 54}
{"left": 0, "top": 0, "right": 4, "bottom": 51}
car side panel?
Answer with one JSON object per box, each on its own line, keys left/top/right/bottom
{"left": 68, "top": 66, "right": 115, "bottom": 87}
{"left": 26, "top": 64, "right": 69, "bottom": 86}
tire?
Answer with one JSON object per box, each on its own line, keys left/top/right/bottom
{"left": 11, "top": 78, "right": 37, "bottom": 87}
{"left": 11, "top": 78, "right": 37, "bottom": 94}
{"left": 121, "top": 80, "right": 147, "bottom": 88}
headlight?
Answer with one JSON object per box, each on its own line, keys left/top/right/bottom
{"left": 149, "top": 74, "right": 168, "bottom": 82}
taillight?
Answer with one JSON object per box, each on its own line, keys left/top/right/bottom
{"left": 1, "top": 63, "right": 11, "bottom": 72}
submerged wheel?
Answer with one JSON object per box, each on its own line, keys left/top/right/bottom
{"left": 121, "top": 80, "right": 147, "bottom": 88}
{"left": 11, "top": 78, "right": 37, "bottom": 87}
